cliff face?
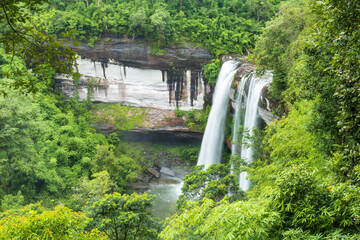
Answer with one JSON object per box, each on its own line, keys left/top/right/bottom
{"left": 57, "top": 38, "right": 214, "bottom": 112}
{"left": 56, "top": 38, "right": 215, "bottom": 136}
{"left": 70, "top": 38, "right": 213, "bottom": 70}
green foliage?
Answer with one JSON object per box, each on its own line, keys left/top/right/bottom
{"left": 0, "top": 0, "right": 77, "bottom": 94}
{"left": 0, "top": 203, "right": 107, "bottom": 239}
{"left": 86, "top": 192, "right": 161, "bottom": 240}
{"left": 174, "top": 106, "right": 210, "bottom": 131}
{"left": 231, "top": 124, "right": 267, "bottom": 176}
{"left": 253, "top": 0, "right": 312, "bottom": 115}
{"left": 129, "top": 8, "right": 147, "bottom": 37}
{"left": 270, "top": 165, "right": 360, "bottom": 235}
{"left": 69, "top": 170, "right": 116, "bottom": 211}
{"left": 0, "top": 52, "right": 142, "bottom": 209}
{"left": 308, "top": 0, "right": 360, "bottom": 185}
{"left": 203, "top": 58, "right": 221, "bottom": 86}
{"left": 180, "top": 146, "right": 200, "bottom": 164}
{"left": 265, "top": 100, "right": 323, "bottom": 165}
{"left": 270, "top": 0, "right": 360, "bottom": 185}
{"left": 0, "top": 90, "right": 55, "bottom": 201}
{"left": 1, "top": 191, "right": 24, "bottom": 212}
{"left": 30, "top": 0, "right": 284, "bottom": 58}
{"left": 92, "top": 145, "right": 140, "bottom": 191}
{"left": 161, "top": 197, "right": 280, "bottom": 240}
{"left": 123, "top": 141, "right": 200, "bottom": 168}
{"left": 91, "top": 103, "right": 147, "bottom": 130}
{"left": 178, "top": 164, "right": 242, "bottom": 208}
{"left": 150, "top": 7, "right": 173, "bottom": 46}
{"left": 248, "top": 100, "right": 329, "bottom": 189}
{"left": 2, "top": 1, "right": 360, "bottom": 239}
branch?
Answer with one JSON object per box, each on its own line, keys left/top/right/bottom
{"left": 1, "top": 2, "right": 21, "bottom": 35}
{"left": 1, "top": 2, "right": 40, "bottom": 46}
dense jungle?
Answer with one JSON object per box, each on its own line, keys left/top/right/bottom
{"left": 0, "top": 0, "right": 359, "bottom": 239}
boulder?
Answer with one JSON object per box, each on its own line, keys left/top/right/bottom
{"left": 160, "top": 167, "right": 175, "bottom": 177}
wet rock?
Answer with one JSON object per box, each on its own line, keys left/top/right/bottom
{"left": 147, "top": 167, "right": 160, "bottom": 178}
{"left": 69, "top": 38, "right": 213, "bottom": 70}
{"left": 235, "top": 62, "right": 255, "bottom": 80}
{"left": 118, "top": 128, "right": 203, "bottom": 144}
{"left": 160, "top": 167, "right": 175, "bottom": 177}
{"left": 231, "top": 62, "right": 276, "bottom": 123}
{"left": 56, "top": 58, "right": 207, "bottom": 111}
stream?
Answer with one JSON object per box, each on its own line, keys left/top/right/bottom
{"left": 146, "top": 173, "right": 185, "bottom": 220}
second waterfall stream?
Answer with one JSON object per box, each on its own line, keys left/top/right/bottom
{"left": 235, "top": 72, "right": 272, "bottom": 191}
{"left": 197, "top": 60, "right": 238, "bottom": 169}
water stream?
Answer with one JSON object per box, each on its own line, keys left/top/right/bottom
{"left": 146, "top": 178, "right": 184, "bottom": 220}
{"left": 236, "top": 73, "right": 272, "bottom": 191}
{"left": 197, "top": 60, "right": 238, "bottom": 169}
{"left": 231, "top": 74, "right": 250, "bottom": 155}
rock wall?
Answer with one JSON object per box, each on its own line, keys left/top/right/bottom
{"left": 58, "top": 38, "right": 214, "bottom": 111}
{"left": 70, "top": 38, "right": 213, "bottom": 70}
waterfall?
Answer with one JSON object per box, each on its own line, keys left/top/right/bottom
{"left": 197, "top": 60, "right": 238, "bottom": 169}
{"left": 235, "top": 73, "right": 271, "bottom": 191}
{"left": 231, "top": 74, "right": 249, "bottom": 155}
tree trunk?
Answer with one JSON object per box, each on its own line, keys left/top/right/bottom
{"left": 180, "top": 0, "right": 182, "bottom": 11}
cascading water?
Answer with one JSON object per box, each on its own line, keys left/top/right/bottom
{"left": 197, "top": 60, "right": 238, "bottom": 169}
{"left": 235, "top": 73, "right": 271, "bottom": 191}
{"left": 231, "top": 74, "right": 249, "bottom": 155}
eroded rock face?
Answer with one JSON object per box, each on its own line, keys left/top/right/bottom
{"left": 57, "top": 57, "right": 210, "bottom": 110}
{"left": 58, "top": 38, "right": 214, "bottom": 111}
{"left": 70, "top": 38, "right": 213, "bottom": 70}
{"left": 258, "top": 84, "right": 277, "bottom": 123}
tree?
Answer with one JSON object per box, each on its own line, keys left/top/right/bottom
{"left": 0, "top": 203, "right": 107, "bottom": 239}
{"left": 129, "top": 8, "right": 148, "bottom": 37}
{"left": 69, "top": 170, "right": 116, "bottom": 211}
{"left": 203, "top": 58, "right": 221, "bottom": 86}
{"left": 86, "top": 192, "right": 161, "bottom": 240}
{"left": 0, "top": 0, "right": 77, "bottom": 94}
{"left": 253, "top": 0, "right": 309, "bottom": 113}
{"left": 161, "top": 197, "right": 279, "bottom": 240}
{"left": 150, "top": 7, "right": 172, "bottom": 45}
{"left": 270, "top": 165, "right": 360, "bottom": 235}
{"left": 92, "top": 145, "right": 139, "bottom": 190}
{"left": 281, "top": 0, "right": 360, "bottom": 184}
{"left": 0, "top": 191, "right": 24, "bottom": 211}
{"left": 177, "top": 163, "right": 242, "bottom": 209}
{"left": 312, "top": 0, "right": 360, "bottom": 185}
{"left": 0, "top": 87, "right": 55, "bottom": 201}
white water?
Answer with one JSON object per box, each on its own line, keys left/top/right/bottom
{"left": 239, "top": 73, "right": 271, "bottom": 191}
{"left": 231, "top": 74, "right": 250, "bottom": 155}
{"left": 197, "top": 60, "right": 238, "bottom": 169}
